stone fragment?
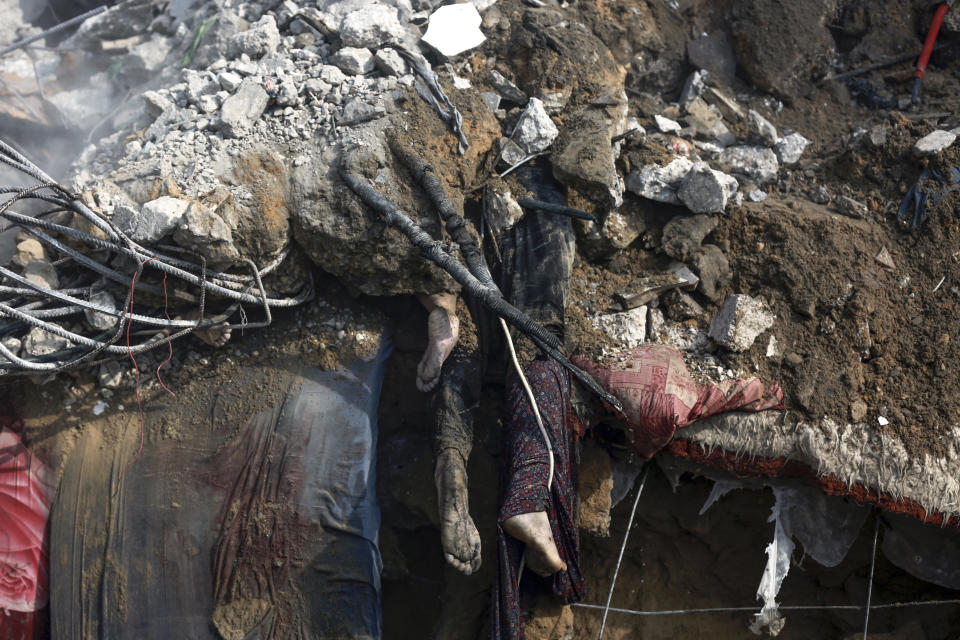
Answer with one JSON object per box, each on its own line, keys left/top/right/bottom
{"left": 331, "top": 47, "right": 375, "bottom": 75}
{"left": 541, "top": 90, "right": 569, "bottom": 115}
{"left": 228, "top": 15, "right": 281, "bottom": 59}
{"left": 125, "top": 35, "right": 172, "bottom": 85}
{"left": 593, "top": 306, "right": 647, "bottom": 350}
{"left": 23, "top": 259, "right": 58, "bottom": 291}
{"left": 83, "top": 291, "right": 118, "bottom": 331}
{"left": 646, "top": 307, "right": 666, "bottom": 342}
{"left": 913, "top": 130, "right": 956, "bottom": 157}
{"left": 850, "top": 399, "right": 868, "bottom": 422}
{"left": 374, "top": 48, "right": 408, "bottom": 77}
{"left": 679, "top": 70, "right": 708, "bottom": 105}
{"left": 774, "top": 132, "right": 810, "bottom": 165}
{"left": 488, "top": 70, "right": 527, "bottom": 104}
{"left": 339, "top": 97, "right": 386, "bottom": 126}
{"left": 704, "top": 86, "right": 745, "bottom": 122}
{"left": 690, "top": 244, "right": 731, "bottom": 303}
{"left": 875, "top": 247, "right": 895, "bottom": 270}
{"left": 99, "top": 360, "right": 124, "bottom": 389}
{"left": 22, "top": 327, "right": 70, "bottom": 358}
{"left": 339, "top": 5, "right": 405, "bottom": 48}
{"left": 661, "top": 214, "right": 717, "bottom": 261}
{"left": 499, "top": 138, "right": 527, "bottom": 166}
{"left": 320, "top": 65, "right": 348, "bottom": 86}
{"left": 217, "top": 70, "right": 243, "bottom": 92}
{"left": 709, "top": 294, "right": 775, "bottom": 351}
{"left": 219, "top": 78, "right": 269, "bottom": 137}
{"left": 835, "top": 195, "right": 867, "bottom": 219}
{"left": 142, "top": 90, "right": 174, "bottom": 118}
{"left": 1, "top": 337, "right": 21, "bottom": 359}
{"left": 173, "top": 202, "right": 239, "bottom": 264}
{"left": 486, "top": 190, "right": 524, "bottom": 236}
{"left": 12, "top": 239, "right": 44, "bottom": 268}
{"left": 515, "top": 98, "right": 558, "bottom": 154}
{"left": 422, "top": 3, "right": 485, "bottom": 57}
{"left": 480, "top": 91, "right": 500, "bottom": 112}
{"left": 677, "top": 162, "right": 739, "bottom": 214}
{"left": 747, "top": 189, "right": 767, "bottom": 202}
{"left": 550, "top": 104, "right": 627, "bottom": 211}
{"left": 114, "top": 197, "right": 189, "bottom": 243}
{"left": 687, "top": 31, "right": 736, "bottom": 85}
{"left": 655, "top": 114, "right": 681, "bottom": 133}
{"left": 747, "top": 109, "right": 778, "bottom": 146}
{"left": 685, "top": 97, "right": 732, "bottom": 145}
{"left": 625, "top": 156, "right": 693, "bottom": 204}
{"left": 717, "top": 146, "right": 779, "bottom": 184}
{"left": 601, "top": 209, "right": 645, "bottom": 250}
{"left": 182, "top": 69, "right": 219, "bottom": 105}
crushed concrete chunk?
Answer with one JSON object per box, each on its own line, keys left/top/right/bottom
{"left": 655, "top": 114, "right": 681, "bottom": 133}
{"left": 84, "top": 291, "right": 118, "bottom": 331}
{"left": 679, "top": 69, "right": 708, "bottom": 105}
{"left": 774, "top": 132, "right": 810, "bottom": 165}
{"left": 422, "top": 3, "right": 485, "bottom": 57}
{"left": 747, "top": 109, "right": 779, "bottom": 146}
{"left": 228, "top": 15, "right": 280, "bottom": 59}
{"left": 835, "top": 195, "right": 867, "bottom": 219}
{"left": 593, "top": 306, "right": 647, "bottom": 350}
{"left": 22, "top": 327, "right": 70, "bottom": 358}
{"left": 914, "top": 130, "right": 956, "bottom": 157}
{"left": 23, "top": 259, "right": 58, "bottom": 291}
{"left": 717, "top": 146, "right": 779, "bottom": 184}
{"left": 374, "top": 48, "right": 408, "bottom": 77}
{"left": 218, "top": 78, "right": 269, "bottom": 137}
{"left": 99, "top": 360, "right": 124, "bottom": 389}
{"left": 488, "top": 70, "right": 527, "bottom": 104}
{"left": 486, "top": 190, "right": 524, "bottom": 236}
{"left": 331, "top": 46, "right": 375, "bottom": 75}
{"left": 339, "top": 5, "right": 405, "bottom": 48}
{"left": 115, "top": 197, "right": 189, "bottom": 243}
{"left": 678, "top": 162, "right": 739, "bottom": 214}
{"left": 709, "top": 294, "right": 775, "bottom": 351}
{"left": 625, "top": 156, "right": 693, "bottom": 204}
{"left": 320, "top": 65, "right": 347, "bottom": 86}
{"left": 340, "top": 97, "right": 386, "bottom": 126}
{"left": 515, "top": 98, "right": 558, "bottom": 154}
{"left": 602, "top": 210, "right": 645, "bottom": 250}
{"left": 217, "top": 71, "right": 243, "bottom": 92}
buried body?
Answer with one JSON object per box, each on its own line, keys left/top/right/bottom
{"left": 410, "top": 164, "right": 783, "bottom": 638}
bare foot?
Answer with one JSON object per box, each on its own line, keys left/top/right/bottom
{"left": 436, "top": 449, "right": 481, "bottom": 574}
{"left": 416, "top": 293, "right": 459, "bottom": 392}
{"left": 502, "top": 511, "right": 566, "bottom": 577}
{"left": 184, "top": 310, "right": 232, "bottom": 347}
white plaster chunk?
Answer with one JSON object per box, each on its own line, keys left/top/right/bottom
{"left": 422, "top": 3, "right": 486, "bottom": 57}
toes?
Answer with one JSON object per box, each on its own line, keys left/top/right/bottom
{"left": 416, "top": 355, "right": 440, "bottom": 392}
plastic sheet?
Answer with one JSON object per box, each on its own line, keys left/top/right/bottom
{"left": 49, "top": 337, "right": 391, "bottom": 639}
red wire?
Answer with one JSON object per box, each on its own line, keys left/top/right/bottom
{"left": 916, "top": 3, "right": 951, "bottom": 79}
{"left": 115, "top": 258, "right": 175, "bottom": 493}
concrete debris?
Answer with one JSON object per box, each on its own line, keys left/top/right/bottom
{"left": 665, "top": 290, "right": 704, "bottom": 320}
{"left": 835, "top": 195, "right": 868, "bottom": 219}
{"left": 601, "top": 210, "right": 645, "bottom": 250}
{"left": 331, "top": 46, "right": 375, "bottom": 75}
{"left": 677, "top": 162, "right": 739, "bottom": 214}
{"left": 685, "top": 97, "right": 734, "bottom": 146}
{"left": 422, "top": 3, "right": 486, "bottom": 57}
{"left": 84, "top": 291, "right": 119, "bottom": 331}
{"left": 1, "top": 337, "right": 21, "bottom": 359}
{"left": 661, "top": 213, "right": 717, "bottom": 262}
{"left": 374, "top": 48, "right": 409, "bottom": 77}
{"left": 747, "top": 189, "right": 767, "bottom": 202}
{"left": 228, "top": 15, "right": 281, "bottom": 59}
{"left": 98, "top": 360, "right": 124, "bottom": 389}
{"left": 914, "top": 130, "right": 957, "bottom": 157}
{"left": 592, "top": 306, "right": 647, "bottom": 350}
{"left": 23, "top": 259, "right": 59, "bottom": 291}
{"left": 774, "top": 132, "right": 811, "bottom": 165}
{"left": 747, "top": 109, "right": 778, "bottom": 146}
{"left": 690, "top": 244, "right": 731, "bottom": 303}
{"left": 875, "top": 246, "right": 895, "bottom": 270}
{"left": 173, "top": 202, "right": 239, "bottom": 264}
{"left": 703, "top": 86, "right": 745, "bottom": 122}
{"left": 514, "top": 98, "right": 558, "bottom": 154}
{"left": 480, "top": 91, "right": 501, "bottom": 112}
{"left": 22, "top": 327, "right": 71, "bottom": 358}
{"left": 709, "top": 294, "right": 776, "bottom": 352}
{"left": 488, "top": 70, "right": 527, "bottom": 104}
{"left": 625, "top": 156, "right": 693, "bottom": 204}
{"left": 114, "top": 197, "right": 189, "bottom": 244}
{"left": 499, "top": 138, "right": 528, "bottom": 166}
{"left": 679, "top": 70, "right": 709, "bottom": 105}
{"left": 217, "top": 71, "right": 243, "bottom": 92}
{"left": 12, "top": 239, "right": 44, "bottom": 268}
{"left": 717, "top": 146, "right": 779, "bottom": 184}
{"left": 655, "top": 114, "right": 681, "bottom": 133}
{"left": 615, "top": 272, "right": 697, "bottom": 310}
{"left": 218, "top": 78, "right": 270, "bottom": 137}
{"left": 646, "top": 307, "right": 666, "bottom": 342}
{"left": 340, "top": 97, "right": 386, "bottom": 126}
{"left": 339, "top": 5, "right": 406, "bottom": 49}
{"left": 485, "top": 190, "right": 525, "bottom": 237}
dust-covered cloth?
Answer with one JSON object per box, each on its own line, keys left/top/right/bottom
{"left": 491, "top": 358, "right": 585, "bottom": 640}
{"left": 574, "top": 345, "right": 784, "bottom": 458}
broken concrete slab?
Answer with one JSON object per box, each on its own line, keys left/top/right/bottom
{"left": 625, "top": 156, "right": 693, "bottom": 204}
{"left": 218, "top": 77, "right": 269, "bottom": 137}
{"left": 678, "top": 162, "right": 739, "bottom": 214}
{"left": 339, "top": 5, "right": 406, "bottom": 49}
{"left": 112, "top": 197, "right": 187, "bottom": 244}
{"left": 717, "top": 146, "right": 779, "bottom": 184}
{"left": 747, "top": 109, "right": 778, "bottom": 146}
{"left": 515, "top": 98, "right": 558, "bottom": 154}
{"left": 593, "top": 306, "right": 647, "bottom": 350}
{"left": 914, "top": 130, "right": 956, "bottom": 157}
{"left": 551, "top": 102, "right": 627, "bottom": 211}
{"left": 774, "top": 132, "right": 811, "bottom": 165}
{"left": 228, "top": 14, "right": 281, "bottom": 59}
{"left": 709, "top": 294, "right": 776, "bottom": 351}
{"left": 374, "top": 48, "right": 408, "bottom": 77}
{"left": 331, "top": 46, "right": 375, "bottom": 75}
